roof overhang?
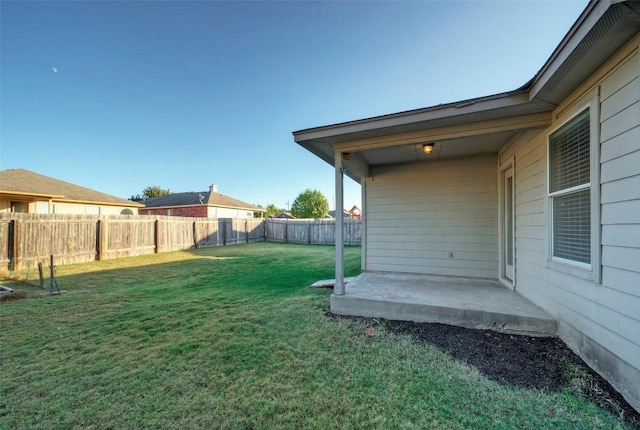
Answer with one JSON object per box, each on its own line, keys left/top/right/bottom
{"left": 144, "top": 204, "right": 265, "bottom": 212}
{"left": 0, "top": 191, "right": 65, "bottom": 200}
{"left": 530, "top": 0, "right": 640, "bottom": 104}
{"left": 1, "top": 191, "right": 144, "bottom": 208}
{"left": 293, "top": 0, "right": 640, "bottom": 182}
{"left": 55, "top": 198, "right": 144, "bottom": 208}
{"left": 294, "top": 90, "right": 554, "bottom": 181}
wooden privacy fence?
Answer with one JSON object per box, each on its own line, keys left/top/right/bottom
{"left": 1, "top": 214, "right": 266, "bottom": 270}
{"left": 265, "top": 218, "right": 361, "bottom": 245}
{"left": 0, "top": 214, "right": 360, "bottom": 270}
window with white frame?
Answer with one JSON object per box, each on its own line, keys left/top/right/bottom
{"left": 549, "top": 108, "right": 591, "bottom": 266}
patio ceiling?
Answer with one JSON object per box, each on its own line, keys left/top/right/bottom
{"left": 360, "top": 130, "right": 518, "bottom": 166}
{"left": 294, "top": 95, "right": 554, "bottom": 181}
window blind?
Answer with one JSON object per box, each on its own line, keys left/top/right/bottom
{"left": 549, "top": 109, "right": 590, "bottom": 193}
{"left": 549, "top": 108, "right": 591, "bottom": 265}
{"left": 552, "top": 190, "right": 590, "bottom": 264}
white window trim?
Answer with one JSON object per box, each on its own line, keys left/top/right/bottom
{"left": 545, "top": 95, "right": 601, "bottom": 283}
{"left": 548, "top": 182, "right": 590, "bottom": 198}
{"left": 498, "top": 155, "right": 515, "bottom": 290}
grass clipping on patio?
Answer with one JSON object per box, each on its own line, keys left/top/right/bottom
{"left": 0, "top": 242, "right": 634, "bottom": 429}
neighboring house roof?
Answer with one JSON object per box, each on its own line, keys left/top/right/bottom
{"left": 272, "top": 211, "right": 295, "bottom": 219}
{"left": 0, "top": 168, "right": 143, "bottom": 207}
{"left": 144, "top": 189, "right": 264, "bottom": 212}
{"left": 328, "top": 209, "right": 350, "bottom": 219}
{"left": 293, "top": 1, "right": 640, "bottom": 181}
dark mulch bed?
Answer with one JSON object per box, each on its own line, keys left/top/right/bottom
{"left": 335, "top": 314, "right": 640, "bottom": 429}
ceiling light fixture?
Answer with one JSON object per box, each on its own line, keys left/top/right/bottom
{"left": 422, "top": 143, "right": 435, "bottom": 155}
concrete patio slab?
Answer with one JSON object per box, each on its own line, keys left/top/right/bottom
{"left": 330, "top": 272, "right": 557, "bottom": 336}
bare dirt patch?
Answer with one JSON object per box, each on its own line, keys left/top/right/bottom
{"left": 0, "top": 290, "right": 28, "bottom": 303}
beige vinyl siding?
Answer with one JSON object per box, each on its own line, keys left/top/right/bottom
{"left": 207, "top": 206, "right": 255, "bottom": 219}
{"left": 508, "top": 132, "right": 548, "bottom": 278}
{"left": 599, "top": 48, "right": 640, "bottom": 372}
{"left": 600, "top": 46, "right": 640, "bottom": 298}
{"left": 46, "top": 201, "right": 138, "bottom": 215}
{"left": 364, "top": 154, "right": 498, "bottom": 278}
{"left": 499, "top": 39, "right": 640, "bottom": 409}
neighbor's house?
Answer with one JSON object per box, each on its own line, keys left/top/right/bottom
{"left": 327, "top": 209, "right": 350, "bottom": 219}
{"left": 295, "top": 0, "right": 640, "bottom": 411}
{"left": 328, "top": 205, "right": 361, "bottom": 220}
{"left": 348, "top": 205, "right": 361, "bottom": 220}
{"left": 139, "top": 184, "right": 265, "bottom": 219}
{"left": 272, "top": 211, "right": 296, "bottom": 219}
{"left": 0, "top": 168, "right": 143, "bottom": 215}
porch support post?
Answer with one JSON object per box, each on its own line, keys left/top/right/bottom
{"left": 334, "top": 151, "right": 345, "bottom": 295}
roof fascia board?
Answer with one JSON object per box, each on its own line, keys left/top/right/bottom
{"left": 146, "top": 204, "right": 264, "bottom": 211}
{"left": 144, "top": 204, "right": 205, "bottom": 210}
{"left": 208, "top": 203, "right": 265, "bottom": 211}
{"left": 529, "top": 0, "right": 611, "bottom": 101}
{"left": 297, "top": 141, "right": 336, "bottom": 169}
{"left": 0, "top": 190, "right": 65, "bottom": 199}
{"left": 334, "top": 111, "right": 552, "bottom": 153}
{"left": 293, "top": 90, "right": 530, "bottom": 143}
{"left": 54, "top": 198, "right": 144, "bottom": 207}
{"left": 206, "top": 198, "right": 264, "bottom": 211}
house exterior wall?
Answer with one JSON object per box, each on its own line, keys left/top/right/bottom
{"left": 0, "top": 197, "right": 138, "bottom": 215}
{"left": 0, "top": 197, "right": 14, "bottom": 212}
{"left": 363, "top": 154, "right": 499, "bottom": 278}
{"left": 48, "top": 202, "right": 139, "bottom": 215}
{"left": 138, "top": 206, "right": 255, "bottom": 219}
{"left": 140, "top": 206, "right": 208, "bottom": 217}
{"left": 499, "top": 34, "right": 640, "bottom": 410}
{"left": 207, "top": 206, "right": 255, "bottom": 219}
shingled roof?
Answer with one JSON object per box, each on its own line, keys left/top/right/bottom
{"left": 0, "top": 168, "right": 143, "bottom": 207}
{"left": 144, "top": 189, "right": 264, "bottom": 212}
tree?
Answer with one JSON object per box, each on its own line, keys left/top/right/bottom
{"left": 265, "top": 203, "right": 285, "bottom": 217}
{"left": 129, "top": 186, "right": 171, "bottom": 202}
{"left": 290, "top": 189, "right": 329, "bottom": 219}
{"left": 143, "top": 186, "right": 171, "bottom": 199}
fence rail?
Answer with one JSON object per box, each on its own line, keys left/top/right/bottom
{"left": 0, "top": 214, "right": 360, "bottom": 270}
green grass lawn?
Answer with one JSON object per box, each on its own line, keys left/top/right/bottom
{"left": 0, "top": 243, "right": 631, "bottom": 429}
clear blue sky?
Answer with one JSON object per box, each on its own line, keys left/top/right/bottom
{"left": 1, "top": 0, "right": 587, "bottom": 211}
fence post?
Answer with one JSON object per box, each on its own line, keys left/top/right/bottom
{"left": 193, "top": 221, "right": 198, "bottom": 249}
{"left": 245, "top": 220, "right": 249, "bottom": 243}
{"left": 154, "top": 219, "right": 160, "bottom": 254}
{"left": 284, "top": 220, "right": 288, "bottom": 243}
{"left": 49, "top": 255, "right": 54, "bottom": 292}
{"left": 96, "top": 219, "right": 103, "bottom": 260}
{"left": 8, "top": 219, "right": 17, "bottom": 270}
{"left": 222, "top": 220, "right": 227, "bottom": 246}
{"left": 308, "top": 222, "right": 311, "bottom": 244}
{"left": 263, "top": 219, "right": 267, "bottom": 242}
